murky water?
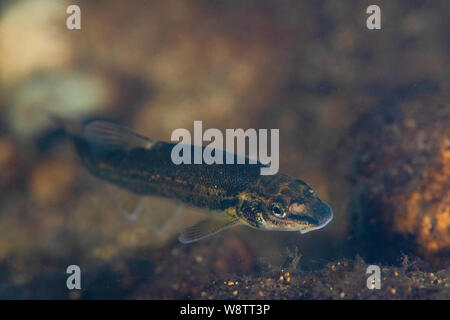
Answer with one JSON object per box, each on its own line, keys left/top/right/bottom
{"left": 0, "top": 0, "right": 448, "bottom": 299}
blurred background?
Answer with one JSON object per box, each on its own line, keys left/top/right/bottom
{"left": 0, "top": 0, "right": 448, "bottom": 299}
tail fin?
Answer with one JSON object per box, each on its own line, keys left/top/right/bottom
{"left": 49, "top": 115, "right": 83, "bottom": 137}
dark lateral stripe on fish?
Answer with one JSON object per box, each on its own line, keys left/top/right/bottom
{"left": 72, "top": 134, "right": 264, "bottom": 210}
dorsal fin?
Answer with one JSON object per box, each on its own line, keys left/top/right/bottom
{"left": 84, "top": 120, "right": 154, "bottom": 154}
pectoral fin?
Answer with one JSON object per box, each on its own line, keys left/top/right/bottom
{"left": 178, "top": 215, "right": 240, "bottom": 244}
{"left": 84, "top": 120, "right": 154, "bottom": 155}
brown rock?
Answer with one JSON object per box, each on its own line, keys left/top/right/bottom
{"left": 350, "top": 94, "right": 450, "bottom": 266}
{"left": 394, "top": 137, "right": 450, "bottom": 264}
{"left": 0, "top": 138, "right": 24, "bottom": 192}
{"left": 214, "top": 236, "right": 255, "bottom": 274}
{"left": 29, "top": 156, "right": 78, "bottom": 206}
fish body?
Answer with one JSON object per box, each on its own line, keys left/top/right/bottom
{"left": 59, "top": 119, "right": 333, "bottom": 243}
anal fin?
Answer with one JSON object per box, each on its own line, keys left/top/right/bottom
{"left": 105, "top": 183, "right": 143, "bottom": 221}
{"left": 149, "top": 204, "right": 183, "bottom": 235}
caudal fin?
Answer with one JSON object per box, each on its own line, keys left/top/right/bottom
{"left": 49, "top": 115, "right": 83, "bottom": 137}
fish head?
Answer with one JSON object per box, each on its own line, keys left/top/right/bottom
{"left": 239, "top": 176, "right": 333, "bottom": 233}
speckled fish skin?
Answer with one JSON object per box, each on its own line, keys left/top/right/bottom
{"left": 67, "top": 120, "right": 333, "bottom": 236}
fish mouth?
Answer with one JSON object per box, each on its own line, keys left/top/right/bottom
{"left": 298, "top": 202, "right": 333, "bottom": 234}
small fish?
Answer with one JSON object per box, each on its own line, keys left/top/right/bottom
{"left": 56, "top": 118, "right": 333, "bottom": 243}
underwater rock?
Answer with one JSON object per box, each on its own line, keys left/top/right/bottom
{"left": 0, "top": 138, "right": 24, "bottom": 193}
{"left": 29, "top": 156, "right": 78, "bottom": 206}
{"left": 213, "top": 236, "right": 255, "bottom": 274}
{"left": 5, "top": 72, "right": 115, "bottom": 140}
{"left": 350, "top": 94, "right": 450, "bottom": 266}
{"left": 0, "top": 0, "right": 72, "bottom": 87}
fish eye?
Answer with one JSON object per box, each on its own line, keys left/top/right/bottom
{"left": 270, "top": 204, "right": 286, "bottom": 218}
